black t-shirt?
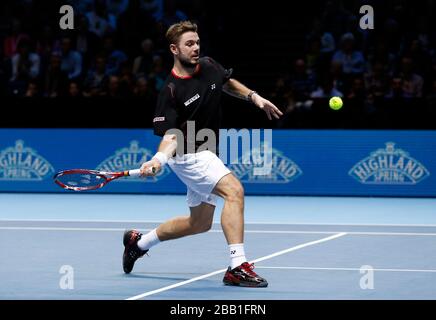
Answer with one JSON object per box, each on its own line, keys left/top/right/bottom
{"left": 153, "top": 56, "right": 232, "bottom": 154}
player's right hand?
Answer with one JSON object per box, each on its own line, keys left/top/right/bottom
{"left": 140, "top": 158, "right": 161, "bottom": 177}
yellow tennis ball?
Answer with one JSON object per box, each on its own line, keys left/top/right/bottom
{"left": 329, "top": 96, "right": 343, "bottom": 110}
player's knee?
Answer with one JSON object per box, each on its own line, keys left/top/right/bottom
{"left": 199, "top": 220, "right": 213, "bottom": 233}
{"left": 228, "top": 182, "right": 244, "bottom": 203}
{"left": 190, "top": 218, "right": 212, "bottom": 234}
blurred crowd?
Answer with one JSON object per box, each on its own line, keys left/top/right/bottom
{"left": 0, "top": 0, "right": 220, "bottom": 102}
{"left": 270, "top": 0, "right": 436, "bottom": 124}
{"left": 1, "top": 0, "right": 436, "bottom": 124}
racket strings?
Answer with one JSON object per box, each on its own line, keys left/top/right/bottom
{"left": 56, "top": 172, "right": 106, "bottom": 189}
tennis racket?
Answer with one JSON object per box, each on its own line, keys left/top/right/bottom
{"left": 53, "top": 167, "right": 155, "bottom": 191}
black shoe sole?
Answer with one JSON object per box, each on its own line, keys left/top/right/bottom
{"left": 223, "top": 279, "right": 268, "bottom": 288}
{"left": 123, "top": 251, "right": 133, "bottom": 274}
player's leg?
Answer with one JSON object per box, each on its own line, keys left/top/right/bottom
{"left": 154, "top": 201, "right": 215, "bottom": 241}
{"left": 212, "top": 173, "right": 244, "bottom": 245}
{"left": 213, "top": 173, "right": 268, "bottom": 287}
{"left": 122, "top": 201, "right": 214, "bottom": 274}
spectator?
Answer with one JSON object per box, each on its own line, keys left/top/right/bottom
{"left": 400, "top": 57, "right": 424, "bottom": 98}
{"left": 132, "top": 39, "right": 155, "bottom": 78}
{"left": 74, "top": 14, "right": 102, "bottom": 70}
{"left": 43, "top": 52, "right": 69, "bottom": 97}
{"left": 25, "top": 81, "right": 39, "bottom": 97}
{"left": 60, "top": 37, "right": 83, "bottom": 80}
{"left": 106, "top": 0, "right": 129, "bottom": 17}
{"left": 320, "top": 0, "right": 350, "bottom": 40}
{"left": 402, "top": 39, "right": 431, "bottom": 77}
{"left": 67, "top": 81, "right": 83, "bottom": 97}
{"left": 85, "top": 0, "right": 116, "bottom": 37}
{"left": 305, "top": 36, "right": 322, "bottom": 75}
{"left": 276, "top": 89, "right": 299, "bottom": 129}
{"left": 117, "top": 0, "right": 155, "bottom": 56}
{"left": 343, "top": 14, "right": 369, "bottom": 53}
{"left": 307, "top": 19, "right": 335, "bottom": 55}
{"left": 310, "top": 76, "right": 343, "bottom": 98}
{"left": 289, "top": 59, "right": 316, "bottom": 101}
{"left": 148, "top": 54, "right": 167, "bottom": 91}
{"left": 106, "top": 75, "right": 121, "bottom": 97}
{"left": 385, "top": 76, "right": 406, "bottom": 99}
{"left": 102, "top": 34, "right": 128, "bottom": 76}
{"left": 160, "top": 0, "right": 188, "bottom": 27}
{"left": 332, "top": 33, "right": 365, "bottom": 76}
{"left": 141, "top": 0, "right": 164, "bottom": 22}
{"left": 329, "top": 60, "right": 346, "bottom": 96}
{"left": 365, "top": 61, "right": 390, "bottom": 98}
{"left": 366, "top": 42, "right": 396, "bottom": 77}
{"left": 83, "top": 55, "right": 108, "bottom": 96}
{"left": 3, "top": 18, "right": 29, "bottom": 59}
{"left": 119, "top": 62, "right": 135, "bottom": 97}
{"left": 347, "top": 77, "right": 365, "bottom": 100}
{"left": 10, "top": 39, "right": 40, "bottom": 82}
{"left": 36, "top": 25, "right": 60, "bottom": 68}
{"left": 381, "top": 17, "right": 402, "bottom": 54}
{"left": 134, "top": 76, "right": 153, "bottom": 98}
{"left": 270, "top": 77, "right": 291, "bottom": 110}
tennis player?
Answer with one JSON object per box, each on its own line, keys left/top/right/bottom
{"left": 123, "top": 21, "right": 282, "bottom": 287}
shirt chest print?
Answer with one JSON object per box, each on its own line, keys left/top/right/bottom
{"left": 184, "top": 93, "right": 200, "bottom": 107}
{"left": 183, "top": 80, "right": 217, "bottom": 107}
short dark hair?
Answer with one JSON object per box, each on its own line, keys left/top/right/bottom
{"left": 165, "top": 21, "right": 198, "bottom": 45}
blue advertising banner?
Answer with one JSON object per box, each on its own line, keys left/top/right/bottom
{"left": 0, "top": 129, "right": 435, "bottom": 197}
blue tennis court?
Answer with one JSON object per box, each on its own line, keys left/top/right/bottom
{"left": 1, "top": 193, "right": 435, "bottom": 300}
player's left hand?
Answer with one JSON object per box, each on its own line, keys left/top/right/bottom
{"left": 252, "top": 94, "right": 283, "bottom": 120}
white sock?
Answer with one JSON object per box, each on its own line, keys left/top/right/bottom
{"left": 229, "top": 243, "right": 247, "bottom": 269}
{"left": 137, "top": 228, "right": 160, "bottom": 251}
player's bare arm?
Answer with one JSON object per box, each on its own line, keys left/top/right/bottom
{"left": 140, "top": 134, "right": 177, "bottom": 176}
{"left": 222, "top": 78, "right": 283, "bottom": 120}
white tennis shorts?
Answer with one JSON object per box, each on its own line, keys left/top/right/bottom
{"left": 168, "top": 150, "right": 231, "bottom": 207}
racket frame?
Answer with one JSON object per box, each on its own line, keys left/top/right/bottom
{"left": 54, "top": 169, "right": 135, "bottom": 191}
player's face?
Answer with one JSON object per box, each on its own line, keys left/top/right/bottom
{"left": 175, "top": 31, "right": 200, "bottom": 66}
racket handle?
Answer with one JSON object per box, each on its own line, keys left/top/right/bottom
{"left": 128, "top": 169, "right": 141, "bottom": 177}
{"left": 128, "top": 167, "right": 156, "bottom": 177}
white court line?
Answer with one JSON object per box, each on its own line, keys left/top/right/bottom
{"left": 1, "top": 227, "right": 436, "bottom": 236}
{"left": 255, "top": 266, "right": 436, "bottom": 273}
{"left": 2, "top": 218, "right": 436, "bottom": 227}
{"left": 245, "top": 230, "right": 436, "bottom": 236}
{"left": 125, "top": 232, "right": 347, "bottom": 300}
{"left": 0, "top": 227, "right": 129, "bottom": 232}
{"left": 0, "top": 218, "right": 166, "bottom": 223}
